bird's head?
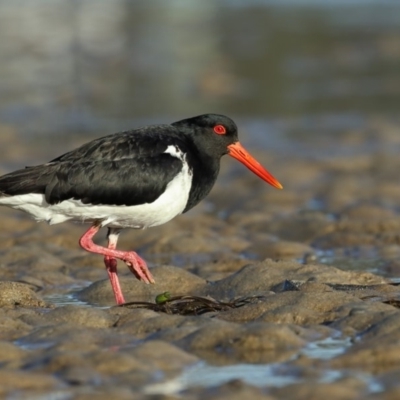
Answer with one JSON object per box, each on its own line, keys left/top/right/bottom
{"left": 172, "top": 113, "right": 283, "bottom": 190}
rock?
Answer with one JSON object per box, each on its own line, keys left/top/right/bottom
{"left": 201, "top": 260, "right": 386, "bottom": 300}
{"left": 0, "top": 370, "right": 60, "bottom": 394}
{"left": 127, "top": 340, "right": 199, "bottom": 372}
{"left": 331, "top": 341, "right": 400, "bottom": 374}
{"left": 178, "top": 321, "right": 305, "bottom": 354}
{"left": 120, "top": 310, "right": 217, "bottom": 343}
{"left": 0, "top": 244, "right": 76, "bottom": 286}
{"left": 0, "top": 281, "right": 48, "bottom": 308}
{"left": 271, "top": 381, "right": 366, "bottom": 400}
{"left": 116, "top": 309, "right": 188, "bottom": 338}
{"left": 17, "top": 325, "right": 133, "bottom": 353}
{"left": 329, "top": 302, "right": 397, "bottom": 336}
{"left": 79, "top": 265, "right": 206, "bottom": 305}
{"left": 0, "top": 340, "right": 27, "bottom": 367}
{"left": 0, "top": 309, "right": 36, "bottom": 341}
{"left": 42, "top": 305, "right": 119, "bottom": 328}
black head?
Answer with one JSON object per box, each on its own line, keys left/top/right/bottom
{"left": 171, "top": 114, "right": 239, "bottom": 158}
{"left": 172, "top": 113, "right": 283, "bottom": 189}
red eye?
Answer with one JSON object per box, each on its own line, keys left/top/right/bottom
{"left": 213, "top": 125, "right": 226, "bottom": 135}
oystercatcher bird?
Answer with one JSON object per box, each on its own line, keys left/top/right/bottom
{"left": 0, "top": 114, "right": 282, "bottom": 305}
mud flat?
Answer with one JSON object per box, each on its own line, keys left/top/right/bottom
{"left": 1, "top": 119, "right": 400, "bottom": 399}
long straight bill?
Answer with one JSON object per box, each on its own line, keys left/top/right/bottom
{"left": 228, "top": 142, "right": 283, "bottom": 189}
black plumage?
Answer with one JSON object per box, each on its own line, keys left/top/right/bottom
{"left": 0, "top": 115, "right": 238, "bottom": 210}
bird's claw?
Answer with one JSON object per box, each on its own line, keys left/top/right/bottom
{"left": 124, "top": 252, "right": 155, "bottom": 284}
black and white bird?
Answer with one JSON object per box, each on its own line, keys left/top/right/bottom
{"left": 0, "top": 114, "right": 282, "bottom": 305}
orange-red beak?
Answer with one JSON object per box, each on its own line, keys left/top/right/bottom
{"left": 228, "top": 142, "right": 283, "bottom": 189}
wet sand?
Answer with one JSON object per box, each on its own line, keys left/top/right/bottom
{"left": 1, "top": 119, "right": 400, "bottom": 399}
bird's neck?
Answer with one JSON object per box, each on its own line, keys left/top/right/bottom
{"left": 183, "top": 144, "right": 221, "bottom": 213}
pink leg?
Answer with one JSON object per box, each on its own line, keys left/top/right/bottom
{"left": 104, "top": 228, "right": 125, "bottom": 305}
{"left": 79, "top": 224, "right": 155, "bottom": 305}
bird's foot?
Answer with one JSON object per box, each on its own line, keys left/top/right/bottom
{"left": 123, "top": 252, "right": 155, "bottom": 284}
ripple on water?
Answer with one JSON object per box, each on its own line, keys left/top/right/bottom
{"left": 43, "top": 283, "right": 92, "bottom": 308}
{"left": 143, "top": 359, "right": 384, "bottom": 395}
{"left": 143, "top": 335, "right": 373, "bottom": 395}
{"left": 300, "top": 336, "right": 352, "bottom": 360}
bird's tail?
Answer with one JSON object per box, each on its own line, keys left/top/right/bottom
{"left": 0, "top": 165, "right": 56, "bottom": 198}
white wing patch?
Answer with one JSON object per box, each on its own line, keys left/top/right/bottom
{"left": 0, "top": 145, "right": 193, "bottom": 229}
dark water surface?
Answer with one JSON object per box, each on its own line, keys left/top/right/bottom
{"left": 0, "top": 0, "right": 399, "bottom": 137}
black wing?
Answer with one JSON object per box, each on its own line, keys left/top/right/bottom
{"left": 45, "top": 155, "right": 183, "bottom": 206}
{"left": 0, "top": 155, "right": 184, "bottom": 206}
{"left": 49, "top": 125, "right": 176, "bottom": 163}
{"left": 0, "top": 125, "right": 189, "bottom": 206}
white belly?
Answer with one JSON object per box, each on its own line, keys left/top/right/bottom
{"left": 0, "top": 158, "right": 193, "bottom": 229}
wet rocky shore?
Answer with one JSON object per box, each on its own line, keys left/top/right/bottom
{"left": 1, "top": 118, "right": 400, "bottom": 399}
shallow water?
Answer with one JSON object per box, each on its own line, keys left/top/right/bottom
{"left": 1, "top": 1, "right": 399, "bottom": 136}
{"left": 143, "top": 338, "right": 380, "bottom": 396}
{"left": 43, "top": 284, "right": 91, "bottom": 308}
{"left": 300, "top": 336, "right": 352, "bottom": 360}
